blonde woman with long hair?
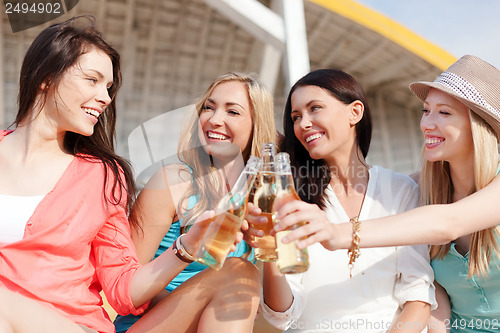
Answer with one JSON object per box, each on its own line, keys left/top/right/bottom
{"left": 114, "top": 72, "right": 277, "bottom": 333}
{"left": 274, "top": 55, "right": 500, "bottom": 333}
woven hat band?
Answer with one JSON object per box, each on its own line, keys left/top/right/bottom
{"left": 434, "top": 71, "right": 500, "bottom": 119}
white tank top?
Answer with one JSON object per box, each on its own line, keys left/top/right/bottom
{"left": 0, "top": 194, "right": 45, "bottom": 244}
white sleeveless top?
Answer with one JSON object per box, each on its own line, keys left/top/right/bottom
{"left": 0, "top": 194, "right": 45, "bottom": 244}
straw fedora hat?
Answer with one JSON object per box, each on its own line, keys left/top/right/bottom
{"left": 410, "top": 55, "right": 500, "bottom": 139}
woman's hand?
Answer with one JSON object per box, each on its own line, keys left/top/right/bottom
{"left": 243, "top": 202, "right": 267, "bottom": 248}
{"left": 182, "top": 210, "right": 215, "bottom": 255}
{"left": 273, "top": 200, "right": 340, "bottom": 251}
{"left": 184, "top": 210, "right": 246, "bottom": 255}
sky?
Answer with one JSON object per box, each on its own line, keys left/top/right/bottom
{"left": 354, "top": 0, "right": 500, "bottom": 69}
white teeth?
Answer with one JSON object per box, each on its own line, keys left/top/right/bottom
{"left": 306, "top": 133, "right": 323, "bottom": 143}
{"left": 83, "top": 107, "right": 100, "bottom": 118}
{"left": 426, "top": 138, "right": 443, "bottom": 144}
{"left": 207, "top": 132, "right": 229, "bottom": 140}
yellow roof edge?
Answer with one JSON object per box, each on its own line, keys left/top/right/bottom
{"left": 308, "top": 0, "right": 457, "bottom": 71}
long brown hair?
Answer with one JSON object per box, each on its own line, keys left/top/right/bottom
{"left": 13, "top": 16, "right": 137, "bottom": 227}
{"left": 425, "top": 111, "right": 500, "bottom": 277}
{"left": 281, "top": 69, "right": 372, "bottom": 209}
{"left": 177, "top": 72, "right": 276, "bottom": 226}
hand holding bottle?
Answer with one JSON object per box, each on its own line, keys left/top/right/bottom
{"left": 271, "top": 153, "right": 309, "bottom": 273}
{"left": 250, "top": 143, "right": 278, "bottom": 261}
{"left": 243, "top": 202, "right": 268, "bottom": 248}
{"left": 181, "top": 210, "right": 216, "bottom": 256}
{"left": 195, "top": 156, "right": 261, "bottom": 270}
{"left": 273, "top": 199, "right": 338, "bottom": 251}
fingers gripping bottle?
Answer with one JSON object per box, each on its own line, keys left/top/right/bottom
{"left": 251, "top": 143, "right": 278, "bottom": 261}
{"left": 272, "top": 152, "right": 310, "bottom": 274}
{"left": 195, "top": 156, "right": 261, "bottom": 270}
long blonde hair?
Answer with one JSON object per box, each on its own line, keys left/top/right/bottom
{"left": 177, "top": 72, "right": 276, "bottom": 225}
{"left": 425, "top": 111, "right": 500, "bottom": 278}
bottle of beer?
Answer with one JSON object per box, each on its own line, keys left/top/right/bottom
{"left": 195, "top": 155, "right": 261, "bottom": 270}
{"left": 251, "top": 143, "right": 278, "bottom": 261}
{"left": 272, "top": 152, "right": 310, "bottom": 274}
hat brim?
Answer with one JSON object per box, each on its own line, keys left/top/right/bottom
{"left": 410, "top": 81, "right": 500, "bottom": 139}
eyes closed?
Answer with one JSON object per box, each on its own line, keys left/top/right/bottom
{"left": 421, "top": 109, "right": 451, "bottom": 116}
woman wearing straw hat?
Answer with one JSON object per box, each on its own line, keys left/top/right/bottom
{"left": 273, "top": 55, "right": 500, "bottom": 332}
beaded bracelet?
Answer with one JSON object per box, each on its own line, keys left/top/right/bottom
{"left": 347, "top": 217, "right": 361, "bottom": 278}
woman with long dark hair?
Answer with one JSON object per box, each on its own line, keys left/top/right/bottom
{"left": 0, "top": 17, "right": 261, "bottom": 333}
{"left": 250, "top": 69, "right": 436, "bottom": 332}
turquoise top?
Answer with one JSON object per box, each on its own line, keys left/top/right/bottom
{"left": 431, "top": 243, "right": 500, "bottom": 332}
{"left": 430, "top": 163, "right": 500, "bottom": 333}
{"left": 114, "top": 193, "right": 254, "bottom": 332}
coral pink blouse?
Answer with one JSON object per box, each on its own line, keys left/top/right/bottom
{"left": 0, "top": 130, "right": 147, "bottom": 333}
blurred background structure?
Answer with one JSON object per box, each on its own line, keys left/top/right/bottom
{"left": 0, "top": 0, "right": 457, "bottom": 178}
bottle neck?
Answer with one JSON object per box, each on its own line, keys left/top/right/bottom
{"left": 231, "top": 170, "right": 258, "bottom": 197}
{"left": 276, "top": 172, "right": 295, "bottom": 192}
{"left": 230, "top": 156, "right": 260, "bottom": 197}
{"left": 261, "top": 143, "right": 276, "bottom": 172}
{"left": 217, "top": 169, "right": 258, "bottom": 218}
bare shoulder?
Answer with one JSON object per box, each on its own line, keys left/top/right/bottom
{"left": 134, "top": 163, "right": 192, "bottom": 229}
{"left": 144, "top": 163, "right": 192, "bottom": 190}
{"left": 139, "top": 163, "right": 192, "bottom": 216}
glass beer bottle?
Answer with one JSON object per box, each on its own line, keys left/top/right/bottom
{"left": 272, "top": 152, "right": 310, "bottom": 274}
{"left": 195, "top": 156, "right": 261, "bottom": 270}
{"left": 251, "top": 143, "right": 278, "bottom": 261}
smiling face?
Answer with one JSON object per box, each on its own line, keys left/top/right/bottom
{"left": 43, "top": 47, "right": 113, "bottom": 136}
{"left": 420, "top": 88, "right": 474, "bottom": 165}
{"left": 290, "top": 85, "right": 360, "bottom": 164}
{"left": 197, "top": 80, "right": 254, "bottom": 160}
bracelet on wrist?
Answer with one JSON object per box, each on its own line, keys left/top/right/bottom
{"left": 347, "top": 217, "right": 361, "bottom": 278}
{"left": 172, "top": 234, "right": 195, "bottom": 263}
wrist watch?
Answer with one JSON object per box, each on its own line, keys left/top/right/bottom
{"left": 172, "top": 234, "right": 195, "bottom": 263}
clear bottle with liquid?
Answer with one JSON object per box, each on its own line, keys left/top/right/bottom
{"left": 195, "top": 155, "right": 261, "bottom": 270}
{"left": 272, "top": 152, "right": 310, "bottom": 274}
{"left": 251, "top": 143, "right": 278, "bottom": 261}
